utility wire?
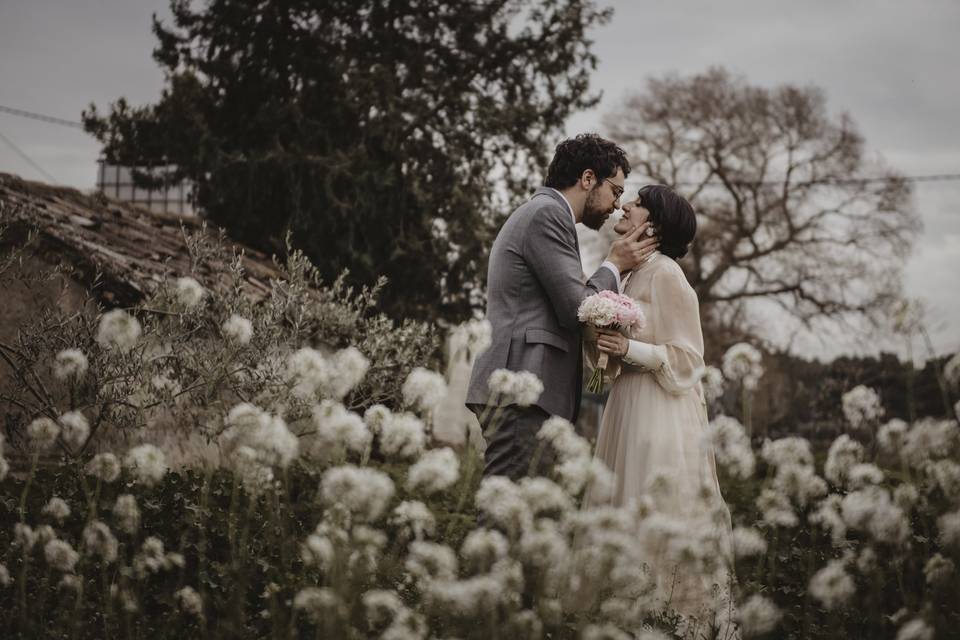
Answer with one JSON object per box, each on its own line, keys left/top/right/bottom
{"left": 0, "top": 130, "right": 58, "bottom": 183}
{"left": 626, "top": 173, "right": 960, "bottom": 188}
{"left": 0, "top": 104, "right": 85, "bottom": 129}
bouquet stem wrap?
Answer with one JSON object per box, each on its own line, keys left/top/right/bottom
{"left": 586, "top": 335, "right": 611, "bottom": 394}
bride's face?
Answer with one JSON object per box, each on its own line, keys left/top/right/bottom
{"left": 613, "top": 196, "right": 650, "bottom": 235}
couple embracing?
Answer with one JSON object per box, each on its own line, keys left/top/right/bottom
{"left": 465, "top": 134, "right": 736, "bottom": 627}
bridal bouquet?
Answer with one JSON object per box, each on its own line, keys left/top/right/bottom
{"left": 578, "top": 290, "right": 645, "bottom": 393}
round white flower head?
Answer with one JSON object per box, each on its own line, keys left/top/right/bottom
{"left": 722, "top": 342, "right": 764, "bottom": 388}
{"left": 901, "top": 418, "right": 959, "bottom": 468}
{"left": 27, "top": 417, "right": 60, "bottom": 451}
{"left": 86, "top": 452, "right": 121, "bottom": 483}
{"left": 407, "top": 447, "right": 460, "bottom": 495}
{"left": 13, "top": 523, "right": 38, "bottom": 550}
{"left": 54, "top": 348, "right": 89, "bottom": 380}
{"left": 877, "top": 418, "right": 909, "bottom": 455}
{"left": 760, "top": 436, "right": 813, "bottom": 470}
{"left": 301, "top": 533, "right": 335, "bottom": 569}
{"left": 449, "top": 319, "right": 492, "bottom": 361}
{"left": 402, "top": 367, "right": 448, "bottom": 413}
{"left": 460, "top": 528, "right": 509, "bottom": 573}
{"left": 124, "top": 444, "right": 168, "bottom": 487}
{"left": 174, "top": 276, "right": 206, "bottom": 309}
{"left": 221, "top": 314, "right": 253, "bottom": 345}
{"left": 320, "top": 465, "right": 395, "bottom": 522}
{"left": 519, "top": 477, "right": 573, "bottom": 516}
{"left": 536, "top": 416, "right": 591, "bottom": 462}
{"left": 518, "top": 519, "right": 568, "bottom": 570}
{"left": 732, "top": 526, "right": 768, "bottom": 558}
{"left": 287, "top": 347, "right": 330, "bottom": 399}
{"left": 379, "top": 412, "right": 426, "bottom": 460}
{"left": 896, "top": 619, "right": 934, "bottom": 640}
{"left": 311, "top": 400, "right": 371, "bottom": 458}
{"left": 943, "top": 352, "right": 960, "bottom": 389}
{"left": 938, "top": 509, "right": 960, "bottom": 550}
{"left": 35, "top": 524, "right": 56, "bottom": 546}
{"left": 390, "top": 500, "right": 436, "bottom": 541}
{"left": 175, "top": 586, "right": 205, "bottom": 619}
{"left": 58, "top": 411, "right": 89, "bottom": 449}
{"left": 113, "top": 494, "right": 141, "bottom": 535}
{"left": 810, "top": 495, "right": 848, "bottom": 547}
{"left": 582, "top": 623, "right": 633, "bottom": 640}
{"left": 700, "top": 365, "right": 725, "bottom": 403}
{"left": 362, "top": 589, "right": 405, "bottom": 628}
{"left": 82, "top": 520, "right": 119, "bottom": 563}
{"left": 757, "top": 488, "right": 798, "bottom": 528}
{"left": 330, "top": 347, "right": 370, "bottom": 399}
{"left": 824, "top": 434, "right": 864, "bottom": 487}
{"left": 808, "top": 558, "right": 855, "bottom": 609}
{"left": 404, "top": 540, "right": 458, "bottom": 584}
{"left": 737, "top": 594, "right": 782, "bottom": 637}
{"left": 363, "top": 404, "right": 392, "bottom": 435}
{"left": 44, "top": 539, "right": 80, "bottom": 573}
{"left": 475, "top": 476, "right": 533, "bottom": 537}
{"left": 703, "top": 415, "right": 755, "bottom": 479}
{"left": 221, "top": 402, "right": 299, "bottom": 468}
{"left": 847, "top": 463, "right": 885, "bottom": 490}
{"left": 96, "top": 309, "right": 142, "bottom": 353}
{"left": 923, "top": 553, "right": 955, "bottom": 588}
{"left": 555, "top": 455, "right": 615, "bottom": 500}
{"left": 893, "top": 483, "right": 919, "bottom": 512}
{"left": 293, "top": 587, "right": 344, "bottom": 624}
{"left": 841, "top": 385, "right": 883, "bottom": 430}
{"left": 487, "top": 369, "right": 544, "bottom": 406}
{"left": 42, "top": 497, "right": 71, "bottom": 524}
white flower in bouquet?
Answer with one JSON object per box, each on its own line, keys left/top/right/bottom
{"left": 402, "top": 367, "right": 448, "bottom": 412}
{"left": 42, "top": 497, "right": 71, "bottom": 524}
{"left": 460, "top": 528, "right": 509, "bottom": 572}
{"left": 379, "top": 413, "right": 426, "bottom": 460}
{"left": 703, "top": 415, "right": 755, "bottom": 479}
{"left": 124, "top": 444, "right": 168, "bottom": 487}
{"left": 58, "top": 411, "right": 89, "bottom": 449}
{"left": 113, "top": 494, "right": 141, "bottom": 535}
{"left": 222, "top": 314, "right": 253, "bottom": 344}
{"left": 577, "top": 290, "right": 646, "bottom": 393}
{"left": 311, "top": 400, "right": 372, "bottom": 458}
{"left": 737, "top": 594, "right": 782, "bottom": 637}
{"left": 404, "top": 541, "right": 458, "bottom": 583}
{"left": 824, "top": 434, "right": 864, "bottom": 487}
{"left": 175, "top": 586, "right": 205, "bottom": 620}
{"left": 54, "top": 348, "right": 89, "bottom": 379}
{"left": 321, "top": 465, "right": 395, "bottom": 522}
{"left": 407, "top": 447, "right": 459, "bottom": 495}
{"left": 293, "top": 587, "right": 344, "bottom": 624}
{"left": 878, "top": 418, "right": 909, "bottom": 454}
{"left": 83, "top": 520, "right": 119, "bottom": 563}
{"left": 896, "top": 619, "right": 934, "bottom": 640}
{"left": 96, "top": 309, "right": 142, "bottom": 352}
{"left": 732, "top": 526, "right": 768, "bottom": 558}
{"left": 938, "top": 509, "right": 960, "bottom": 550}
{"left": 760, "top": 436, "right": 814, "bottom": 470}
{"left": 27, "top": 417, "right": 60, "bottom": 451}
{"left": 519, "top": 477, "right": 573, "bottom": 516}
{"left": 700, "top": 365, "right": 725, "bottom": 403}
{"left": 808, "top": 558, "right": 855, "bottom": 609}
{"left": 842, "top": 385, "right": 883, "bottom": 430}
{"left": 86, "top": 452, "right": 121, "bottom": 483}
{"left": 44, "top": 539, "right": 79, "bottom": 573}
{"left": 390, "top": 501, "right": 436, "bottom": 541}
{"left": 923, "top": 553, "right": 955, "bottom": 588}
{"left": 722, "top": 342, "right": 764, "bottom": 390}
{"left": 173, "top": 276, "right": 206, "bottom": 309}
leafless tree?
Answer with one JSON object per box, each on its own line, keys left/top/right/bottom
{"left": 605, "top": 68, "right": 920, "bottom": 349}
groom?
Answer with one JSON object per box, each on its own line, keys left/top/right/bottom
{"left": 466, "top": 134, "right": 658, "bottom": 480}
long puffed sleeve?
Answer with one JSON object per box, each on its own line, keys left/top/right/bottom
{"left": 647, "top": 264, "right": 705, "bottom": 394}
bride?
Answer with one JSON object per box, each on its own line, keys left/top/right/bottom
{"left": 584, "top": 185, "right": 738, "bottom": 638}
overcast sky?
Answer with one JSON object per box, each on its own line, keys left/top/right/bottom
{"left": 1, "top": 0, "right": 957, "bottom": 358}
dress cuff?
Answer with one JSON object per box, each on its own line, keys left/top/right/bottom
{"left": 600, "top": 261, "right": 622, "bottom": 292}
{"left": 623, "top": 340, "right": 666, "bottom": 370}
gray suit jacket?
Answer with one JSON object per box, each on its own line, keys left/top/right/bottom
{"left": 466, "top": 187, "right": 619, "bottom": 422}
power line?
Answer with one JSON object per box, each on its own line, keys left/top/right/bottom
{"left": 0, "top": 130, "right": 58, "bottom": 183}
{"left": 626, "top": 173, "right": 960, "bottom": 188}
{"left": 0, "top": 104, "right": 85, "bottom": 129}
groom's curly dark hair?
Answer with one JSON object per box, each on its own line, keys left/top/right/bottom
{"left": 544, "top": 133, "right": 631, "bottom": 189}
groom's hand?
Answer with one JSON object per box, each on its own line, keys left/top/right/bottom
{"left": 606, "top": 222, "right": 659, "bottom": 274}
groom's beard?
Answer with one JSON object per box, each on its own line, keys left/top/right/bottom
{"left": 581, "top": 189, "right": 609, "bottom": 230}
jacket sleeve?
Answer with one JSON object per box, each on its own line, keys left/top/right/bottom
{"left": 524, "top": 204, "right": 618, "bottom": 329}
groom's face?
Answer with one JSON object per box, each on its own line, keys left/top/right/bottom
{"left": 582, "top": 167, "right": 625, "bottom": 230}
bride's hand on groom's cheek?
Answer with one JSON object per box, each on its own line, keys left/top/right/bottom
{"left": 596, "top": 329, "right": 627, "bottom": 357}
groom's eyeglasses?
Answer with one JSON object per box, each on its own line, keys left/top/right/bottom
{"left": 604, "top": 178, "right": 625, "bottom": 200}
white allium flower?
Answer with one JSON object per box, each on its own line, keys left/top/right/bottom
{"left": 732, "top": 526, "right": 768, "bottom": 558}
{"left": 423, "top": 571, "right": 510, "bottom": 617}
{"left": 407, "top": 447, "right": 460, "bottom": 495}
{"left": 475, "top": 476, "right": 533, "bottom": 537}
{"left": 402, "top": 367, "right": 448, "bottom": 412}
{"left": 133, "top": 536, "right": 180, "bottom": 577}
{"left": 363, "top": 589, "right": 405, "bottom": 628}
{"left": 27, "top": 417, "right": 60, "bottom": 451}
{"left": 461, "top": 528, "right": 509, "bottom": 572}
{"left": 175, "top": 586, "right": 205, "bottom": 619}
{"left": 808, "top": 558, "right": 855, "bottom": 609}
{"left": 760, "top": 436, "right": 813, "bottom": 470}
{"left": 363, "top": 404, "right": 392, "bottom": 435}
{"left": 329, "top": 347, "right": 370, "bottom": 399}
{"left": 878, "top": 419, "right": 909, "bottom": 455}
{"left": 58, "top": 411, "right": 89, "bottom": 449}
{"left": 124, "top": 444, "right": 168, "bottom": 487}
{"left": 379, "top": 413, "right": 426, "bottom": 460}
{"left": 943, "top": 352, "right": 960, "bottom": 388}
{"left": 518, "top": 520, "right": 568, "bottom": 569}
{"left": 311, "top": 400, "right": 372, "bottom": 458}
{"left": 556, "top": 455, "right": 615, "bottom": 500}
{"left": 113, "top": 494, "right": 141, "bottom": 535}
{"left": 824, "top": 434, "right": 864, "bottom": 487}
{"left": 487, "top": 369, "right": 544, "bottom": 406}
{"left": 894, "top": 483, "right": 919, "bottom": 512}
{"left": 86, "top": 453, "right": 121, "bottom": 483}
{"left": 901, "top": 418, "right": 958, "bottom": 468}
{"left": 581, "top": 623, "right": 633, "bottom": 640}
{"left": 519, "top": 477, "right": 573, "bottom": 516}
{"left": 737, "top": 594, "right": 782, "bottom": 637}
{"left": 841, "top": 486, "right": 910, "bottom": 546}
{"left": 937, "top": 509, "right": 960, "bottom": 549}
{"left": 232, "top": 447, "right": 276, "bottom": 496}
{"left": 222, "top": 314, "right": 253, "bottom": 344}
{"left": 42, "top": 497, "right": 71, "bottom": 524}
{"left": 44, "top": 539, "right": 79, "bottom": 573}
{"left": 13, "top": 523, "right": 37, "bottom": 550}
{"left": 0, "top": 564, "right": 10, "bottom": 587}
{"left": 320, "top": 465, "right": 395, "bottom": 522}
{"left": 35, "top": 524, "right": 56, "bottom": 546}
{"left": 703, "top": 415, "right": 755, "bottom": 479}
{"left": 404, "top": 541, "right": 458, "bottom": 583}
{"left": 301, "top": 533, "right": 335, "bottom": 569}
{"left": 537, "top": 416, "right": 591, "bottom": 462}
{"left": 924, "top": 553, "right": 954, "bottom": 588}
{"left": 54, "top": 348, "right": 89, "bottom": 379}
{"left": 287, "top": 347, "right": 330, "bottom": 399}
{"left": 930, "top": 459, "right": 960, "bottom": 502}
{"left": 293, "top": 587, "right": 344, "bottom": 624}
{"left": 841, "top": 385, "right": 884, "bottom": 430}
{"left": 721, "top": 342, "right": 763, "bottom": 389}
{"left": 449, "top": 319, "right": 492, "bottom": 360}
{"left": 82, "top": 520, "right": 119, "bottom": 563}
{"left": 757, "top": 488, "right": 798, "bottom": 528}
{"left": 221, "top": 403, "right": 299, "bottom": 468}
{"left": 96, "top": 309, "right": 142, "bottom": 352}
{"left": 173, "top": 276, "right": 206, "bottom": 309}
{"left": 896, "top": 619, "right": 934, "bottom": 640}
{"left": 848, "top": 463, "right": 885, "bottom": 489}
{"left": 700, "top": 365, "right": 725, "bottom": 403}
{"left": 381, "top": 608, "right": 427, "bottom": 640}
{"left": 390, "top": 500, "right": 436, "bottom": 541}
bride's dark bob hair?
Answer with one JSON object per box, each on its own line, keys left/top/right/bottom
{"left": 638, "top": 185, "right": 697, "bottom": 260}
